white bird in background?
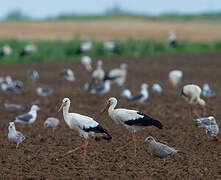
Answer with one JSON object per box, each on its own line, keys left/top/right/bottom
{"left": 81, "top": 56, "right": 92, "bottom": 72}
{"left": 168, "top": 70, "right": 183, "bottom": 88}
{"left": 44, "top": 117, "right": 60, "bottom": 132}
{"left": 27, "top": 69, "right": 39, "bottom": 82}
{"left": 75, "top": 41, "right": 92, "bottom": 55}
{"left": 121, "top": 89, "right": 132, "bottom": 100}
{"left": 0, "top": 45, "right": 12, "bottom": 57}
{"left": 104, "top": 63, "right": 127, "bottom": 89}
{"left": 103, "top": 41, "right": 120, "bottom": 53}
{"left": 168, "top": 30, "right": 177, "bottom": 47}
{"left": 8, "top": 122, "right": 25, "bottom": 148}
{"left": 91, "top": 80, "right": 111, "bottom": 94}
{"left": 130, "top": 83, "right": 149, "bottom": 103}
{"left": 3, "top": 103, "right": 26, "bottom": 113}
{"left": 202, "top": 84, "right": 215, "bottom": 98}
{"left": 36, "top": 87, "right": 54, "bottom": 96}
{"left": 20, "top": 43, "right": 37, "bottom": 57}
{"left": 144, "top": 136, "right": 180, "bottom": 158}
{"left": 14, "top": 105, "right": 40, "bottom": 125}
{"left": 91, "top": 60, "right": 105, "bottom": 85}
{"left": 101, "top": 97, "right": 163, "bottom": 157}
{"left": 152, "top": 83, "right": 163, "bottom": 94}
{"left": 58, "top": 98, "right": 111, "bottom": 163}
{"left": 195, "top": 116, "right": 219, "bottom": 137}
{"left": 181, "top": 84, "right": 205, "bottom": 118}
{"left": 60, "top": 69, "right": 75, "bottom": 82}
{"left": 1, "top": 78, "right": 23, "bottom": 93}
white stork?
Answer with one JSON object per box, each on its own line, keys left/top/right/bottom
{"left": 103, "top": 63, "right": 127, "bottom": 89}
{"left": 101, "top": 97, "right": 163, "bottom": 157}
{"left": 81, "top": 56, "right": 92, "bottom": 72}
{"left": 168, "top": 70, "right": 183, "bottom": 88}
{"left": 181, "top": 84, "right": 206, "bottom": 118}
{"left": 129, "top": 83, "right": 149, "bottom": 103}
{"left": 58, "top": 98, "right": 111, "bottom": 163}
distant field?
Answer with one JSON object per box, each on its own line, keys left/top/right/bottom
{"left": 0, "top": 19, "right": 221, "bottom": 42}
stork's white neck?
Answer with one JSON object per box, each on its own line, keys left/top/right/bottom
{"left": 63, "top": 105, "right": 70, "bottom": 122}
{"left": 108, "top": 101, "right": 117, "bottom": 115}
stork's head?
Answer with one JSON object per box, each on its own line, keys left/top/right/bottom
{"left": 120, "top": 63, "right": 127, "bottom": 69}
{"left": 58, "top": 98, "right": 70, "bottom": 112}
{"left": 8, "top": 122, "right": 15, "bottom": 131}
{"left": 97, "top": 60, "right": 103, "bottom": 67}
{"left": 141, "top": 83, "right": 148, "bottom": 89}
{"left": 101, "top": 97, "right": 117, "bottom": 114}
{"left": 144, "top": 136, "right": 155, "bottom": 144}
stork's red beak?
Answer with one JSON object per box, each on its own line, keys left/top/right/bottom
{"left": 58, "top": 102, "right": 65, "bottom": 112}
{"left": 100, "top": 102, "right": 109, "bottom": 114}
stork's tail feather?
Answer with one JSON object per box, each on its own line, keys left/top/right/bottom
{"left": 151, "top": 119, "right": 163, "bottom": 129}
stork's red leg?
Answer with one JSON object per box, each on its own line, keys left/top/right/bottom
{"left": 83, "top": 139, "right": 88, "bottom": 163}
{"left": 66, "top": 144, "right": 84, "bottom": 155}
{"left": 132, "top": 131, "right": 136, "bottom": 157}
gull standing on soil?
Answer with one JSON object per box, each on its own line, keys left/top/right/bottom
{"left": 8, "top": 122, "right": 25, "bottom": 148}
{"left": 144, "top": 136, "right": 180, "bottom": 158}
{"left": 195, "top": 116, "right": 219, "bottom": 137}
{"left": 181, "top": 84, "right": 205, "bottom": 118}
{"left": 152, "top": 83, "right": 163, "bottom": 94}
{"left": 81, "top": 56, "right": 92, "bottom": 72}
{"left": 202, "top": 84, "right": 215, "bottom": 98}
{"left": 103, "top": 63, "right": 127, "bottom": 89}
{"left": 44, "top": 117, "right": 60, "bottom": 132}
{"left": 101, "top": 97, "right": 163, "bottom": 157}
{"left": 129, "top": 83, "right": 149, "bottom": 103}
{"left": 14, "top": 105, "right": 39, "bottom": 125}
{"left": 27, "top": 69, "right": 39, "bottom": 82}
{"left": 60, "top": 69, "right": 75, "bottom": 82}
{"left": 58, "top": 98, "right": 112, "bottom": 163}
{"left": 3, "top": 103, "right": 26, "bottom": 113}
{"left": 90, "top": 80, "right": 111, "bottom": 94}
{"left": 36, "top": 87, "right": 54, "bottom": 96}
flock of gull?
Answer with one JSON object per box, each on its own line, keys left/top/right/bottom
{"left": 3, "top": 37, "right": 219, "bottom": 164}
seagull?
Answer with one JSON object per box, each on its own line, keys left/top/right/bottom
{"left": 60, "top": 69, "right": 75, "bottom": 82}
{"left": 44, "top": 117, "right": 60, "bottom": 132}
{"left": 27, "top": 69, "right": 39, "bottom": 82}
{"left": 202, "top": 84, "right": 215, "bottom": 98}
{"left": 36, "top": 87, "right": 54, "bottom": 96}
{"left": 121, "top": 89, "right": 132, "bottom": 100}
{"left": 144, "top": 136, "right": 180, "bottom": 158}
{"left": 129, "top": 83, "right": 149, "bottom": 103}
{"left": 101, "top": 97, "right": 163, "bottom": 157}
{"left": 3, "top": 103, "right": 26, "bottom": 113}
{"left": 8, "top": 122, "right": 25, "bottom": 148}
{"left": 14, "top": 105, "right": 39, "bottom": 125}
{"left": 90, "top": 80, "right": 111, "bottom": 94}
{"left": 58, "top": 98, "right": 112, "bottom": 163}
{"left": 152, "top": 83, "right": 163, "bottom": 94}
{"left": 1, "top": 80, "right": 23, "bottom": 93}
{"left": 195, "top": 116, "right": 219, "bottom": 137}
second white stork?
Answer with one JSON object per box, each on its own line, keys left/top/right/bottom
{"left": 101, "top": 97, "right": 163, "bottom": 157}
{"left": 58, "top": 98, "right": 111, "bottom": 163}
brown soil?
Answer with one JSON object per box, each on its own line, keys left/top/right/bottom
{"left": 0, "top": 52, "right": 221, "bottom": 179}
{"left": 1, "top": 19, "right": 221, "bottom": 42}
